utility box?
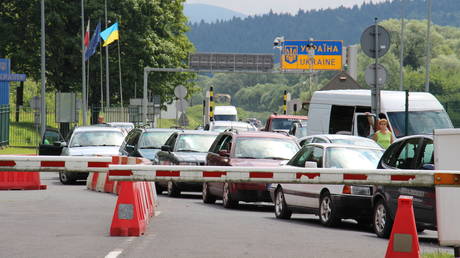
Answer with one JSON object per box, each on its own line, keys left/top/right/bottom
{"left": 434, "top": 128, "right": 460, "bottom": 247}
{"left": 56, "top": 92, "right": 78, "bottom": 123}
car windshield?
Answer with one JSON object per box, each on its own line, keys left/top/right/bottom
{"left": 176, "top": 134, "right": 217, "bottom": 152}
{"left": 70, "top": 131, "right": 124, "bottom": 147}
{"left": 212, "top": 125, "right": 256, "bottom": 132}
{"left": 330, "top": 138, "right": 381, "bottom": 148}
{"left": 234, "top": 137, "right": 299, "bottom": 160}
{"left": 214, "top": 115, "right": 237, "bottom": 121}
{"left": 139, "top": 131, "right": 175, "bottom": 149}
{"left": 325, "top": 147, "right": 383, "bottom": 169}
{"left": 387, "top": 111, "right": 452, "bottom": 138}
{"left": 272, "top": 118, "right": 307, "bottom": 130}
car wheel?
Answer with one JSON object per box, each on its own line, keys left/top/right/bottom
{"left": 222, "top": 183, "right": 238, "bottom": 209}
{"left": 155, "top": 182, "right": 165, "bottom": 195}
{"left": 274, "top": 187, "right": 292, "bottom": 219}
{"left": 167, "top": 181, "right": 180, "bottom": 197}
{"left": 59, "top": 172, "right": 75, "bottom": 185}
{"left": 202, "top": 183, "right": 216, "bottom": 204}
{"left": 373, "top": 199, "right": 393, "bottom": 238}
{"left": 319, "top": 192, "right": 340, "bottom": 227}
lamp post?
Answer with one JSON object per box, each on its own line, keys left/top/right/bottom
{"left": 273, "top": 36, "right": 284, "bottom": 70}
{"left": 306, "top": 38, "right": 316, "bottom": 98}
{"left": 40, "top": 0, "right": 46, "bottom": 138}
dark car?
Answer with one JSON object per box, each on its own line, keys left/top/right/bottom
{"left": 203, "top": 130, "right": 300, "bottom": 208}
{"left": 156, "top": 130, "right": 219, "bottom": 197}
{"left": 119, "top": 128, "right": 178, "bottom": 164}
{"left": 373, "top": 135, "right": 435, "bottom": 238}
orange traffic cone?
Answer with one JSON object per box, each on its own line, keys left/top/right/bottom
{"left": 385, "top": 195, "right": 420, "bottom": 258}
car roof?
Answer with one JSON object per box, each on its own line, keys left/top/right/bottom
{"left": 73, "top": 126, "right": 124, "bottom": 133}
{"left": 176, "top": 130, "right": 219, "bottom": 135}
{"left": 300, "top": 134, "right": 375, "bottom": 141}
{"left": 305, "top": 142, "right": 384, "bottom": 151}
{"left": 269, "top": 114, "right": 308, "bottom": 119}
{"left": 392, "top": 134, "right": 433, "bottom": 144}
{"left": 144, "top": 128, "right": 179, "bottom": 133}
{"left": 226, "top": 131, "right": 295, "bottom": 139}
{"left": 211, "top": 121, "right": 253, "bottom": 126}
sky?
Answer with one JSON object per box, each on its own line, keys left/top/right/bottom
{"left": 186, "top": 0, "right": 388, "bottom": 15}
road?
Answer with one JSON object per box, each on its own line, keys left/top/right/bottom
{"left": 0, "top": 173, "right": 453, "bottom": 258}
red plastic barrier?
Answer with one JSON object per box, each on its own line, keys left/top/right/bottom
{"left": 110, "top": 181, "right": 155, "bottom": 236}
{"left": 0, "top": 171, "right": 47, "bottom": 190}
{"left": 385, "top": 196, "right": 420, "bottom": 258}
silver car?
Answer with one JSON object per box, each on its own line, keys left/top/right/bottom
{"left": 298, "top": 134, "right": 381, "bottom": 148}
{"left": 59, "top": 126, "right": 125, "bottom": 184}
{"left": 269, "top": 142, "right": 383, "bottom": 227}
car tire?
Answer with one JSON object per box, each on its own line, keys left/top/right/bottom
{"left": 373, "top": 199, "right": 393, "bottom": 238}
{"left": 222, "top": 183, "right": 238, "bottom": 209}
{"left": 155, "top": 182, "right": 165, "bottom": 195}
{"left": 274, "top": 187, "right": 292, "bottom": 219}
{"left": 202, "top": 183, "right": 216, "bottom": 204}
{"left": 59, "top": 172, "right": 76, "bottom": 185}
{"left": 319, "top": 192, "right": 340, "bottom": 227}
{"left": 167, "top": 181, "right": 180, "bottom": 197}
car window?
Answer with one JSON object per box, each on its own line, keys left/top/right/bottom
{"left": 127, "top": 130, "right": 141, "bottom": 146}
{"left": 312, "top": 137, "right": 328, "bottom": 143}
{"left": 394, "top": 138, "right": 423, "bottom": 169}
{"left": 234, "top": 137, "right": 299, "bottom": 160}
{"left": 218, "top": 135, "right": 233, "bottom": 152}
{"left": 288, "top": 146, "right": 314, "bottom": 167}
{"left": 139, "top": 131, "right": 174, "bottom": 148}
{"left": 43, "top": 130, "right": 63, "bottom": 144}
{"left": 209, "top": 134, "right": 226, "bottom": 153}
{"left": 325, "top": 147, "right": 383, "bottom": 169}
{"left": 70, "top": 131, "right": 124, "bottom": 147}
{"left": 418, "top": 138, "right": 434, "bottom": 168}
{"left": 175, "top": 134, "right": 217, "bottom": 152}
{"left": 381, "top": 140, "right": 403, "bottom": 168}
{"left": 164, "top": 133, "right": 178, "bottom": 147}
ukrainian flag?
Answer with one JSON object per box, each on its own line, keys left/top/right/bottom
{"left": 100, "top": 22, "right": 119, "bottom": 47}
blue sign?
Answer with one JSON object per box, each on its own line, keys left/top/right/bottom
{"left": 281, "top": 40, "right": 343, "bottom": 70}
{"left": 0, "top": 59, "right": 10, "bottom": 105}
{"left": 0, "top": 73, "right": 26, "bottom": 82}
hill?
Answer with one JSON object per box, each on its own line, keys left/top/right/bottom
{"left": 187, "top": 0, "right": 460, "bottom": 53}
{"left": 184, "top": 4, "right": 247, "bottom": 24}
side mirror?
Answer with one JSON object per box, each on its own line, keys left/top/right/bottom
{"left": 126, "top": 144, "right": 135, "bottom": 153}
{"left": 161, "top": 145, "right": 172, "bottom": 152}
{"left": 304, "top": 161, "right": 318, "bottom": 168}
{"left": 218, "top": 150, "right": 230, "bottom": 157}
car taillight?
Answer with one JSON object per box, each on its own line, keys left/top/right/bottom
{"left": 342, "top": 185, "right": 351, "bottom": 194}
{"left": 342, "top": 185, "right": 371, "bottom": 195}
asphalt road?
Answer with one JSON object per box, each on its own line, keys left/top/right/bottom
{"left": 0, "top": 173, "right": 454, "bottom": 258}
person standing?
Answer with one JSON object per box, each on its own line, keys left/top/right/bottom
{"left": 373, "top": 119, "right": 393, "bottom": 149}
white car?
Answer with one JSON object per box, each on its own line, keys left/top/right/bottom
{"left": 59, "top": 126, "right": 125, "bottom": 184}
{"left": 268, "top": 142, "right": 384, "bottom": 227}
{"left": 206, "top": 121, "right": 257, "bottom": 132}
{"left": 298, "top": 134, "right": 381, "bottom": 148}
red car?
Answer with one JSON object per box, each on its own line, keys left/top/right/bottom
{"left": 203, "top": 130, "right": 300, "bottom": 208}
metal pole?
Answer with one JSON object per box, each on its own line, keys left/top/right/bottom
{"left": 373, "top": 18, "right": 381, "bottom": 116}
{"left": 142, "top": 68, "right": 148, "bottom": 124}
{"left": 399, "top": 0, "right": 405, "bottom": 91}
{"left": 424, "top": 0, "right": 432, "bottom": 92}
{"left": 283, "top": 90, "right": 287, "bottom": 115}
{"left": 99, "top": 40, "right": 103, "bottom": 109}
{"left": 117, "top": 35, "right": 123, "bottom": 108}
{"left": 40, "top": 0, "right": 46, "bottom": 138}
{"left": 81, "top": 0, "right": 87, "bottom": 125}
{"left": 105, "top": 0, "right": 110, "bottom": 109}
{"left": 405, "top": 90, "right": 409, "bottom": 137}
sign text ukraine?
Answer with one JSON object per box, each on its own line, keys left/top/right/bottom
{"left": 281, "top": 40, "right": 343, "bottom": 71}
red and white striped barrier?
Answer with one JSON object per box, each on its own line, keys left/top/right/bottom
{"left": 0, "top": 156, "right": 113, "bottom": 172}
{"left": 107, "top": 165, "right": 460, "bottom": 187}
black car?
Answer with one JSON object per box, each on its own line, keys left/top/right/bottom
{"left": 372, "top": 135, "right": 435, "bottom": 238}
{"left": 156, "top": 130, "right": 219, "bottom": 197}
{"left": 38, "top": 128, "right": 65, "bottom": 155}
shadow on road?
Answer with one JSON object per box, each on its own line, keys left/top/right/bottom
{"left": 195, "top": 201, "right": 274, "bottom": 213}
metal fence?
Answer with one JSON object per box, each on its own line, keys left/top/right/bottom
{"left": 8, "top": 106, "right": 155, "bottom": 147}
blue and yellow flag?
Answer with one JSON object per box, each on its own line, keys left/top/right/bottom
{"left": 100, "top": 22, "right": 119, "bottom": 47}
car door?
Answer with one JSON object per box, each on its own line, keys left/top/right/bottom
{"left": 380, "top": 137, "right": 426, "bottom": 218}
{"left": 38, "top": 129, "right": 65, "bottom": 155}
{"left": 207, "top": 134, "right": 232, "bottom": 196}
{"left": 158, "top": 133, "right": 178, "bottom": 165}
{"left": 283, "top": 145, "right": 324, "bottom": 209}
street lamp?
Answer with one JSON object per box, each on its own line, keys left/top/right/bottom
{"left": 273, "top": 36, "right": 284, "bottom": 70}
{"left": 306, "top": 38, "right": 316, "bottom": 98}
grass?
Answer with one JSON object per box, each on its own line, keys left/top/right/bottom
{"left": 0, "top": 146, "right": 37, "bottom": 155}
{"left": 422, "top": 252, "right": 454, "bottom": 258}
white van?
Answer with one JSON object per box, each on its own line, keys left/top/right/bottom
{"left": 213, "top": 106, "right": 238, "bottom": 122}
{"left": 307, "top": 90, "right": 453, "bottom": 138}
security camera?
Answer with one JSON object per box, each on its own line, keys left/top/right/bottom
{"left": 273, "top": 36, "right": 284, "bottom": 46}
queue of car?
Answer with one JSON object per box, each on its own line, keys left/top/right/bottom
{"left": 38, "top": 115, "right": 439, "bottom": 239}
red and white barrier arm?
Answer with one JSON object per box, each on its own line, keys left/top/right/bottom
{"left": 108, "top": 165, "right": 460, "bottom": 187}
{"left": 0, "top": 155, "right": 113, "bottom": 172}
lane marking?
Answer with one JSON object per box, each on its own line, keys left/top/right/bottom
{"left": 105, "top": 248, "right": 123, "bottom": 258}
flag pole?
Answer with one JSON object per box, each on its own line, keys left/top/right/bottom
{"left": 105, "top": 0, "right": 110, "bottom": 110}
{"left": 117, "top": 25, "right": 123, "bottom": 109}
{"left": 100, "top": 37, "right": 104, "bottom": 111}
{"left": 81, "top": 0, "right": 87, "bottom": 125}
